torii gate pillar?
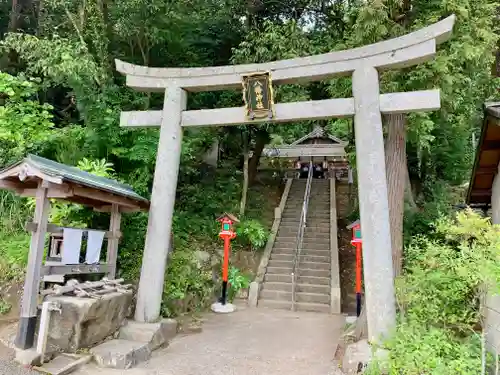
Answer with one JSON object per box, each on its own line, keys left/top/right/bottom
{"left": 134, "top": 87, "right": 186, "bottom": 323}
{"left": 116, "top": 15, "right": 455, "bottom": 342}
{"left": 352, "top": 66, "right": 395, "bottom": 336}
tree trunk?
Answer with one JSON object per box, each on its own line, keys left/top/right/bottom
{"left": 404, "top": 156, "right": 417, "bottom": 209}
{"left": 384, "top": 113, "right": 406, "bottom": 278}
{"left": 9, "top": 0, "right": 19, "bottom": 31}
{"left": 240, "top": 132, "right": 249, "bottom": 217}
{"left": 248, "top": 128, "right": 270, "bottom": 184}
{"left": 9, "top": 0, "right": 35, "bottom": 32}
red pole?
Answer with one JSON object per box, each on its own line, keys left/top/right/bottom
{"left": 355, "top": 242, "right": 362, "bottom": 316}
{"left": 220, "top": 236, "right": 230, "bottom": 304}
{"left": 223, "top": 236, "right": 230, "bottom": 282}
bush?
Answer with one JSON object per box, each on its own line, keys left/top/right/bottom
{"left": 228, "top": 266, "right": 251, "bottom": 302}
{"left": 161, "top": 250, "right": 214, "bottom": 318}
{"left": 367, "top": 209, "right": 500, "bottom": 374}
{"left": 235, "top": 219, "right": 268, "bottom": 251}
{"left": 367, "top": 322, "right": 483, "bottom": 374}
{"left": 0, "top": 298, "right": 11, "bottom": 315}
{"left": 0, "top": 231, "right": 30, "bottom": 282}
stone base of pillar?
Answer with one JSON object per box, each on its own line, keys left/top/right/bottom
{"left": 341, "top": 339, "right": 389, "bottom": 374}
{"left": 211, "top": 302, "right": 236, "bottom": 314}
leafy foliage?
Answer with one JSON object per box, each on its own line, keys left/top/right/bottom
{"left": 236, "top": 219, "right": 268, "bottom": 251}
{"left": 366, "top": 210, "right": 500, "bottom": 374}
{"left": 0, "top": 0, "right": 498, "bottom": 339}
{"left": 0, "top": 72, "right": 54, "bottom": 165}
{"left": 228, "top": 267, "right": 251, "bottom": 302}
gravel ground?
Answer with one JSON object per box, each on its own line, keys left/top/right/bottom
{"left": 0, "top": 342, "right": 39, "bottom": 375}
{"left": 73, "top": 304, "right": 345, "bottom": 375}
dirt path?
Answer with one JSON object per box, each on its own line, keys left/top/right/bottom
{"left": 0, "top": 322, "right": 39, "bottom": 375}
{"left": 73, "top": 304, "right": 345, "bottom": 375}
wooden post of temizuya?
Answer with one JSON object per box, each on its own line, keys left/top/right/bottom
{"left": 352, "top": 66, "right": 396, "bottom": 342}
{"left": 16, "top": 183, "right": 51, "bottom": 349}
{"left": 106, "top": 204, "right": 121, "bottom": 279}
{"left": 135, "top": 86, "right": 187, "bottom": 323}
{"left": 491, "top": 167, "right": 500, "bottom": 225}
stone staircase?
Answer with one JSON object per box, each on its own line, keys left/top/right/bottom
{"left": 258, "top": 179, "right": 333, "bottom": 313}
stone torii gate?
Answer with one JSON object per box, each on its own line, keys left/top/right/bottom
{"left": 116, "top": 15, "right": 455, "bottom": 342}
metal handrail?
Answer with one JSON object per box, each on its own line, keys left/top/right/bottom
{"left": 291, "top": 161, "right": 313, "bottom": 311}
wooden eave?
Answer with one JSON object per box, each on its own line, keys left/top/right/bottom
{"left": 466, "top": 103, "right": 500, "bottom": 206}
{"left": 0, "top": 155, "right": 149, "bottom": 212}
{"left": 261, "top": 144, "right": 347, "bottom": 158}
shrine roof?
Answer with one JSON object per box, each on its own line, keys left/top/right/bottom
{"left": 466, "top": 103, "right": 500, "bottom": 207}
{"left": 289, "top": 126, "right": 348, "bottom": 146}
{"left": 259, "top": 127, "right": 348, "bottom": 158}
{"left": 0, "top": 154, "right": 149, "bottom": 211}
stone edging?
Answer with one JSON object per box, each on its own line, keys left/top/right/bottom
{"left": 247, "top": 178, "right": 294, "bottom": 307}
{"left": 330, "top": 177, "right": 341, "bottom": 313}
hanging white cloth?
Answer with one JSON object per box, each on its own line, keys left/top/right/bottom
{"left": 62, "top": 228, "right": 83, "bottom": 265}
{"left": 85, "top": 230, "right": 105, "bottom": 264}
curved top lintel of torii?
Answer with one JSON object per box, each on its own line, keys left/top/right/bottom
{"left": 115, "top": 15, "right": 455, "bottom": 92}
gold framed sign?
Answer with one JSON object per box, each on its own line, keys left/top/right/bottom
{"left": 242, "top": 72, "right": 275, "bottom": 120}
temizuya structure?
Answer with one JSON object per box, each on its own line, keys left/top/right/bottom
{"left": 116, "top": 15, "right": 456, "bottom": 342}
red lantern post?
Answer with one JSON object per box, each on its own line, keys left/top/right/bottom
{"left": 347, "top": 220, "right": 363, "bottom": 317}
{"left": 215, "top": 213, "right": 238, "bottom": 308}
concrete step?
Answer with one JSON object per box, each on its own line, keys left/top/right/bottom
{"left": 304, "top": 226, "right": 331, "bottom": 232}
{"left": 268, "top": 259, "right": 330, "bottom": 271}
{"left": 300, "top": 249, "right": 332, "bottom": 257}
{"left": 283, "top": 213, "right": 330, "bottom": 219}
{"left": 271, "top": 253, "right": 330, "bottom": 263}
{"left": 268, "top": 260, "right": 294, "bottom": 269}
{"left": 260, "top": 289, "right": 330, "bottom": 304}
{"left": 301, "top": 244, "right": 330, "bottom": 251}
{"left": 284, "top": 213, "right": 329, "bottom": 217}
{"left": 266, "top": 260, "right": 330, "bottom": 274}
{"left": 286, "top": 204, "right": 329, "bottom": 209}
{"left": 298, "top": 275, "right": 331, "bottom": 285}
{"left": 279, "top": 225, "right": 330, "bottom": 232}
{"left": 264, "top": 273, "right": 330, "bottom": 285}
{"left": 298, "top": 268, "right": 330, "bottom": 278}
{"left": 275, "top": 235, "right": 330, "bottom": 242}
{"left": 300, "top": 261, "right": 330, "bottom": 270}
{"left": 262, "top": 281, "right": 330, "bottom": 294}
{"left": 266, "top": 266, "right": 292, "bottom": 275}
{"left": 302, "top": 236, "right": 330, "bottom": 242}
{"left": 273, "top": 241, "right": 330, "bottom": 250}
{"left": 258, "top": 299, "right": 330, "bottom": 313}
{"left": 272, "top": 248, "right": 331, "bottom": 257}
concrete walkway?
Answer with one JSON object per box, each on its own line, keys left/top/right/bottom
{"left": 74, "top": 304, "right": 344, "bottom": 375}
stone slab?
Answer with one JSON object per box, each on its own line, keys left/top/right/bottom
{"left": 90, "top": 339, "right": 151, "bottom": 369}
{"left": 247, "top": 281, "right": 259, "bottom": 308}
{"left": 14, "top": 347, "right": 41, "bottom": 366}
{"left": 45, "top": 291, "right": 133, "bottom": 354}
{"left": 34, "top": 353, "right": 92, "bottom": 375}
{"left": 118, "top": 319, "right": 177, "bottom": 351}
{"left": 211, "top": 302, "right": 236, "bottom": 314}
{"left": 341, "top": 339, "right": 389, "bottom": 374}
{"left": 341, "top": 340, "right": 371, "bottom": 374}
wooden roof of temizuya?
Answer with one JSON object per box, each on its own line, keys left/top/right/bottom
{"left": 0, "top": 154, "right": 149, "bottom": 212}
{"left": 466, "top": 102, "right": 500, "bottom": 207}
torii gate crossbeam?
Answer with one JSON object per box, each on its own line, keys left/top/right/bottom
{"left": 116, "top": 15, "right": 455, "bottom": 343}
